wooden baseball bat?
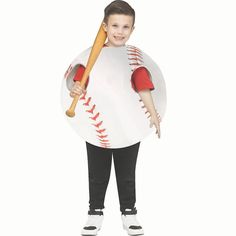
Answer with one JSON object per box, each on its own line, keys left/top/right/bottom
{"left": 66, "top": 23, "right": 107, "bottom": 117}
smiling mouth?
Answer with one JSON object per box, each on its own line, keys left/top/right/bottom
{"left": 114, "top": 36, "right": 124, "bottom": 40}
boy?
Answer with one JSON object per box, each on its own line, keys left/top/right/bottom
{"left": 66, "top": 1, "right": 165, "bottom": 235}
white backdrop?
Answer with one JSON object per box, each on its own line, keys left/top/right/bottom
{"left": 0, "top": 0, "right": 235, "bottom": 236}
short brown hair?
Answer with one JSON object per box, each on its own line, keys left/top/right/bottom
{"left": 103, "top": 0, "right": 135, "bottom": 26}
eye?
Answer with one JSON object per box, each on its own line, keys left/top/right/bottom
{"left": 124, "top": 26, "right": 129, "bottom": 29}
{"left": 112, "top": 24, "right": 118, "bottom": 27}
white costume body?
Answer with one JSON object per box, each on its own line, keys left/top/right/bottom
{"left": 61, "top": 45, "right": 166, "bottom": 148}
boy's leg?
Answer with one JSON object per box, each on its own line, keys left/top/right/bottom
{"left": 112, "top": 142, "right": 140, "bottom": 213}
{"left": 86, "top": 142, "right": 113, "bottom": 210}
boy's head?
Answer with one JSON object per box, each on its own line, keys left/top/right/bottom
{"left": 102, "top": 0, "right": 135, "bottom": 47}
{"left": 103, "top": 0, "right": 135, "bottom": 26}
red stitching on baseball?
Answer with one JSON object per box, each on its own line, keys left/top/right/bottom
{"left": 100, "top": 143, "right": 110, "bottom": 148}
{"left": 93, "top": 121, "right": 103, "bottom": 128}
{"left": 86, "top": 104, "right": 96, "bottom": 114}
{"left": 127, "top": 46, "right": 144, "bottom": 71}
{"left": 128, "top": 53, "right": 142, "bottom": 57}
{"left": 128, "top": 57, "right": 144, "bottom": 63}
{"left": 129, "top": 45, "right": 141, "bottom": 50}
{"left": 97, "top": 134, "right": 108, "bottom": 139}
{"left": 96, "top": 128, "right": 106, "bottom": 134}
{"left": 64, "top": 64, "right": 72, "bottom": 79}
{"left": 99, "top": 139, "right": 109, "bottom": 143}
{"left": 127, "top": 45, "right": 151, "bottom": 122}
{"left": 129, "top": 63, "right": 142, "bottom": 66}
{"left": 127, "top": 48, "right": 143, "bottom": 57}
{"left": 127, "top": 48, "right": 142, "bottom": 56}
{"left": 79, "top": 92, "right": 87, "bottom": 100}
{"left": 81, "top": 92, "right": 111, "bottom": 148}
{"left": 128, "top": 53, "right": 143, "bottom": 60}
{"left": 83, "top": 97, "right": 91, "bottom": 106}
{"left": 90, "top": 112, "right": 100, "bottom": 121}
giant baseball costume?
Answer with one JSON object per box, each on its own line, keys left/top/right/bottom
{"left": 61, "top": 25, "right": 166, "bottom": 148}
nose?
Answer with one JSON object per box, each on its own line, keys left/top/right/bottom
{"left": 117, "top": 27, "right": 123, "bottom": 35}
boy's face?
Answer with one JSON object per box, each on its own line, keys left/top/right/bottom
{"left": 103, "top": 14, "right": 134, "bottom": 47}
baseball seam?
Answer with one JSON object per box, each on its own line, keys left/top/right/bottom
{"left": 127, "top": 45, "right": 151, "bottom": 118}
{"left": 79, "top": 91, "right": 111, "bottom": 148}
{"left": 64, "top": 64, "right": 72, "bottom": 79}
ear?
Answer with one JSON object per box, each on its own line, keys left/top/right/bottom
{"left": 102, "top": 22, "right": 107, "bottom": 32}
{"left": 131, "top": 26, "right": 135, "bottom": 33}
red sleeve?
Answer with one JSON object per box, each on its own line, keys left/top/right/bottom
{"left": 73, "top": 65, "right": 89, "bottom": 88}
{"left": 131, "top": 67, "right": 155, "bottom": 92}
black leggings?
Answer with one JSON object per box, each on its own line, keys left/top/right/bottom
{"left": 86, "top": 141, "right": 140, "bottom": 213}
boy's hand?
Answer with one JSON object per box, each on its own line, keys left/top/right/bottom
{"left": 149, "top": 112, "right": 161, "bottom": 138}
{"left": 70, "top": 81, "right": 86, "bottom": 98}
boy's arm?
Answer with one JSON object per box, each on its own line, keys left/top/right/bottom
{"left": 131, "top": 67, "right": 161, "bottom": 138}
{"left": 138, "top": 89, "right": 157, "bottom": 117}
{"left": 138, "top": 89, "right": 161, "bottom": 138}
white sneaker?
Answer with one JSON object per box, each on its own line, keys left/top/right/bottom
{"left": 81, "top": 209, "right": 104, "bottom": 236}
{"left": 121, "top": 208, "right": 144, "bottom": 235}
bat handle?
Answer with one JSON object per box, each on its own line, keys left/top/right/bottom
{"left": 65, "top": 95, "right": 80, "bottom": 117}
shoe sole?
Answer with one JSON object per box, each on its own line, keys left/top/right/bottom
{"left": 123, "top": 224, "right": 144, "bottom": 235}
{"left": 81, "top": 227, "right": 100, "bottom": 236}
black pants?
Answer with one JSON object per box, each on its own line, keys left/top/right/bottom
{"left": 86, "top": 141, "right": 140, "bottom": 213}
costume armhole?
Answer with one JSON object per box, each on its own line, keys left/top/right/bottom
{"left": 66, "top": 63, "right": 86, "bottom": 91}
